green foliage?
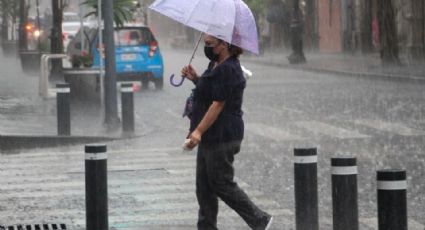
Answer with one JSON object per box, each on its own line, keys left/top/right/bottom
{"left": 0, "top": 0, "right": 19, "bottom": 20}
{"left": 82, "top": 0, "right": 136, "bottom": 27}
{"left": 244, "top": 0, "right": 266, "bottom": 17}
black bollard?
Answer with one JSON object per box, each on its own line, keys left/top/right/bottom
{"left": 294, "top": 148, "right": 318, "bottom": 230}
{"left": 331, "top": 157, "right": 359, "bottom": 230}
{"left": 56, "top": 83, "right": 70, "bottom": 135}
{"left": 377, "top": 169, "right": 407, "bottom": 230}
{"left": 85, "top": 144, "right": 108, "bottom": 230}
{"left": 121, "top": 83, "right": 135, "bottom": 133}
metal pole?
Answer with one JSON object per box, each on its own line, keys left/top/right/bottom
{"left": 85, "top": 144, "right": 108, "bottom": 230}
{"left": 97, "top": 0, "right": 104, "bottom": 110}
{"left": 56, "top": 83, "right": 71, "bottom": 136}
{"left": 103, "top": 0, "right": 119, "bottom": 129}
{"left": 121, "top": 83, "right": 135, "bottom": 134}
{"left": 36, "top": 0, "right": 41, "bottom": 52}
{"left": 294, "top": 148, "right": 318, "bottom": 230}
{"left": 377, "top": 169, "right": 407, "bottom": 230}
{"left": 331, "top": 157, "right": 359, "bottom": 230}
{"left": 79, "top": 0, "right": 85, "bottom": 52}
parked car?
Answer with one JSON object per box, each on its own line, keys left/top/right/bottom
{"left": 67, "top": 24, "right": 164, "bottom": 89}
{"left": 62, "top": 12, "right": 88, "bottom": 51}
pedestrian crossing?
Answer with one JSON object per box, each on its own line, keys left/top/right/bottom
{"left": 246, "top": 118, "right": 425, "bottom": 141}
{"left": 0, "top": 147, "right": 290, "bottom": 229}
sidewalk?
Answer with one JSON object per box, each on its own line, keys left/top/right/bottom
{"left": 242, "top": 50, "right": 425, "bottom": 81}
{"left": 0, "top": 52, "right": 121, "bottom": 152}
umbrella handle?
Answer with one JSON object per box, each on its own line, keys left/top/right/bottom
{"left": 170, "top": 74, "right": 185, "bottom": 87}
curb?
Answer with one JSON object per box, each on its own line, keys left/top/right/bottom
{"left": 243, "top": 58, "right": 425, "bottom": 82}
{"left": 0, "top": 135, "right": 122, "bottom": 152}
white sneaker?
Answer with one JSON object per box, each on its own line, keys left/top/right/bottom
{"left": 265, "top": 216, "right": 273, "bottom": 230}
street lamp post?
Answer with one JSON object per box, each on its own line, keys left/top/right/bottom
{"left": 288, "top": 0, "right": 306, "bottom": 64}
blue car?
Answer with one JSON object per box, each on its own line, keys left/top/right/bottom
{"left": 67, "top": 24, "right": 164, "bottom": 89}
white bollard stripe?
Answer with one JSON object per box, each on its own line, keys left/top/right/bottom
{"left": 294, "top": 155, "right": 317, "bottom": 164}
{"left": 56, "top": 88, "right": 70, "bottom": 93}
{"left": 377, "top": 180, "right": 407, "bottom": 190}
{"left": 331, "top": 166, "right": 358, "bottom": 175}
{"left": 85, "top": 153, "right": 107, "bottom": 160}
{"left": 121, "top": 87, "right": 133, "bottom": 93}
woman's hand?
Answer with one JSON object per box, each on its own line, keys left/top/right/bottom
{"left": 181, "top": 65, "right": 198, "bottom": 82}
{"left": 185, "top": 129, "right": 202, "bottom": 149}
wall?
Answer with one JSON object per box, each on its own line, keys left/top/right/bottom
{"left": 318, "top": 0, "right": 342, "bottom": 52}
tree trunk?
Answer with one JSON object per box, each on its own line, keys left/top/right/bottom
{"left": 1, "top": 0, "right": 9, "bottom": 40}
{"left": 377, "top": 0, "right": 401, "bottom": 65}
{"left": 18, "top": 0, "right": 27, "bottom": 50}
{"left": 50, "top": 0, "right": 63, "bottom": 78}
{"left": 2, "top": 14, "right": 8, "bottom": 41}
{"left": 360, "top": 0, "right": 373, "bottom": 53}
{"left": 407, "top": 0, "right": 424, "bottom": 61}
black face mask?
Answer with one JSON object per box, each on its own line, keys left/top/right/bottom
{"left": 204, "top": 46, "right": 220, "bottom": 61}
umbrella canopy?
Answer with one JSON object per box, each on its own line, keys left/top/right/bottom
{"left": 149, "top": 0, "right": 259, "bottom": 54}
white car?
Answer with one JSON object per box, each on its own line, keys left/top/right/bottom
{"left": 62, "top": 12, "right": 92, "bottom": 51}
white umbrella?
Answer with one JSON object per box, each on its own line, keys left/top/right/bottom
{"left": 149, "top": 0, "right": 259, "bottom": 54}
{"left": 150, "top": 0, "right": 258, "bottom": 86}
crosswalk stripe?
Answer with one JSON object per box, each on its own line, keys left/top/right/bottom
{"left": 295, "top": 121, "right": 370, "bottom": 139}
{"left": 360, "top": 217, "right": 425, "bottom": 230}
{"left": 70, "top": 208, "right": 292, "bottom": 228}
{"left": 0, "top": 155, "right": 195, "bottom": 168}
{"left": 0, "top": 147, "right": 181, "bottom": 159}
{"left": 0, "top": 208, "right": 291, "bottom": 229}
{"left": 246, "top": 123, "right": 302, "bottom": 141}
{"left": 355, "top": 119, "right": 425, "bottom": 136}
{"left": 0, "top": 161, "right": 196, "bottom": 176}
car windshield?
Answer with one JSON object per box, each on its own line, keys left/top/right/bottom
{"left": 113, "top": 28, "right": 154, "bottom": 46}
{"left": 63, "top": 24, "right": 80, "bottom": 32}
{"left": 63, "top": 13, "right": 79, "bottom": 22}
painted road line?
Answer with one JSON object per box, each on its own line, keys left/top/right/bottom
{"left": 246, "top": 123, "right": 302, "bottom": 141}
{"left": 0, "top": 161, "right": 196, "bottom": 176}
{"left": 355, "top": 119, "right": 425, "bottom": 136}
{"left": 1, "top": 208, "right": 291, "bottom": 229}
{"left": 0, "top": 179, "right": 253, "bottom": 199}
{"left": 0, "top": 147, "right": 181, "bottom": 159}
{"left": 295, "top": 121, "right": 370, "bottom": 139}
{"left": 0, "top": 175, "right": 249, "bottom": 192}
{"left": 75, "top": 208, "right": 292, "bottom": 227}
{"left": 0, "top": 155, "right": 196, "bottom": 169}
{"left": 360, "top": 217, "right": 424, "bottom": 230}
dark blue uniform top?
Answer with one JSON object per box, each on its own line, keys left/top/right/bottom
{"left": 190, "top": 56, "right": 246, "bottom": 145}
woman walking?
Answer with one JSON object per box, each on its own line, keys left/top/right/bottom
{"left": 181, "top": 34, "right": 273, "bottom": 230}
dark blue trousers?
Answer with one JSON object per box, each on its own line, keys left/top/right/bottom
{"left": 196, "top": 141, "right": 270, "bottom": 230}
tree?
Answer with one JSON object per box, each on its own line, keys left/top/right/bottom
{"left": 0, "top": 0, "right": 19, "bottom": 41}
{"left": 18, "top": 0, "right": 28, "bottom": 50}
{"left": 82, "top": 0, "right": 136, "bottom": 27}
{"left": 50, "top": 0, "right": 67, "bottom": 78}
{"left": 377, "top": 0, "right": 400, "bottom": 65}
{"left": 0, "top": 0, "right": 10, "bottom": 40}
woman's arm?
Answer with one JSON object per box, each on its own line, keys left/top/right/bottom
{"left": 186, "top": 101, "right": 225, "bottom": 148}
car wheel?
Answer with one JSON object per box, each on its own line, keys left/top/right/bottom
{"left": 154, "top": 77, "right": 163, "bottom": 90}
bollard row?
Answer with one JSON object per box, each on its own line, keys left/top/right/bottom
{"left": 293, "top": 148, "right": 407, "bottom": 230}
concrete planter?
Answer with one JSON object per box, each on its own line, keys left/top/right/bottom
{"left": 2, "top": 40, "right": 17, "bottom": 56}
{"left": 64, "top": 68, "right": 101, "bottom": 104}
{"left": 20, "top": 50, "right": 44, "bottom": 73}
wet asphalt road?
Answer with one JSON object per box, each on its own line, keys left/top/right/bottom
{"left": 134, "top": 47, "right": 425, "bottom": 228}
{"left": 0, "top": 47, "right": 424, "bottom": 229}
